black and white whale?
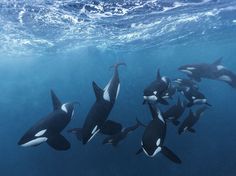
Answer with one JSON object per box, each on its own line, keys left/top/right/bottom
{"left": 68, "top": 63, "right": 125, "bottom": 144}
{"left": 163, "top": 97, "right": 186, "bottom": 126}
{"left": 181, "top": 87, "right": 212, "bottom": 107}
{"left": 136, "top": 103, "right": 181, "bottom": 164}
{"left": 18, "top": 90, "right": 77, "bottom": 150}
{"left": 173, "top": 78, "right": 198, "bottom": 90}
{"left": 143, "top": 69, "right": 170, "bottom": 105}
{"left": 102, "top": 118, "right": 144, "bottom": 147}
{"left": 178, "top": 58, "right": 224, "bottom": 82}
{"left": 178, "top": 106, "right": 208, "bottom": 135}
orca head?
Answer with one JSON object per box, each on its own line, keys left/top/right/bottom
{"left": 143, "top": 88, "right": 158, "bottom": 102}
{"left": 18, "top": 129, "right": 48, "bottom": 147}
{"left": 82, "top": 124, "right": 100, "bottom": 145}
{"left": 61, "top": 102, "right": 77, "bottom": 118}
{"left": 141, "top": 137, "right": 162, "bottom": 157}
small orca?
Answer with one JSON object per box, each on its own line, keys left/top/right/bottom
{"left": 68, "top": 63, "right": 125, "bottom": 145}
{"left": 143, "top": 69, "right": 170, "bottom": 105}
{"left": 173, "top": 78, "right": 198, "bottom": 90}
{"left": 102, "top": 118, "right": 144, "bottom": 147}
{"left": 178, "top": 106, "right": 208, "bottom": 135}
{"left": 163, "top": 97, "right": 186, "bottom": 126}
{"left": 18, "top": 90, "right": 77, "bottom": 150}
{"left": 136, "top": 103, "right": 181, "bottom": 164}
{"left": 178, "top": 58, "right": 224, "bottom": 82}
{"left": 181, "top": 87, "right": 212, "bottom": 107}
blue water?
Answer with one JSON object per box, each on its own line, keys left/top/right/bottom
{"left": 1, "top": 0, "right": 236, "bottom": 175}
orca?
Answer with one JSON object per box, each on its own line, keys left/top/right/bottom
{"left": 163, "top": 97, "right": 186, "bottom": 126}
{"left": 136, "top": 103, "right": 181, "bottom": 164}
{"left": 143, "top": 69, "right": 170, "bottom": 105}
{"left": 102, "top": 118, "right": 144, "bottom": 147}
{"left": 178, "top": 58, "right": 224, "bottom": 82}
{"left": 181, "top": 87, "right": 212, "bottom": 107}
{"left": 68, "top": 63, "right": 125, "bottom": 144}
{"left": 18, "top": 90, "right": 77, "bottom": 151}
{"left": 178, "top": 106, "right": 208, "bottom": 135}
{"left": 173, "top": 78, "right": 198, "bottom": 90}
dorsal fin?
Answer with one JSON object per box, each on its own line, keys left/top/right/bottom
{"left": 92, "top": 81, "right": 103, "bottom": 100}
{"left": 50, "top": 90, "right": 62, "bottom": 111}
{"left": 212, "top": 57, "right": 223, "bottom": 65}
{"left": 157, "top": 69, "right": 161, "bottom": 80}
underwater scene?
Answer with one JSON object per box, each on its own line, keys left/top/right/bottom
{"left": 1, "top": 0, "right": 236, "bottom": 176}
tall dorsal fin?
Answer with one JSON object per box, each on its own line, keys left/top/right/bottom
{"left": 50, "top": 90, "right": 62, "bottom": 111}
{"left": 212, "top": 57, "right": 223, "bottom": 65}
{"left": 92, "top": 81, "right": 103, "bottom": 100}
{"left": 157, "top": 69, "right": 161, "bottom": 80}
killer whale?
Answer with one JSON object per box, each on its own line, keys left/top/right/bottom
{"left": 68, "top": 63, "right": 125, "bottom": 144}
{"left": 163, "top": 97, "right": 186, "bottom": 126}
{"left": 178, "top": 106, "right": 208, "bottom": 135}
{"left": 136, "top": 103, "right": 181, "bottom": 164}
{"left": 178, "top": 58, "right": 224, "bottom": 82}
{"left": 102, "top": 118, "right": 144, "bottom": 147}
{"left": 143, "top": 69, "right": 170, "bottom": 105}
{"left": 18, "top": 90, "right": 77, "bottom": 151}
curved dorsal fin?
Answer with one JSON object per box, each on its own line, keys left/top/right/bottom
{"left": 92, "top": 81, "right": 103, "bottom": 100}
{"left": 212, "top": 57, "right": 223, "bottom": 65}
{"left": 50, "top": 90, "right": 62, "bottom": 111}
{"left": 157, "top": 69, "right": 161, "bottom": 80}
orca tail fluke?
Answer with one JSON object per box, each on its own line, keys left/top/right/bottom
{"left": 161, "top": 146, "right": 182, "bottom": 164}
{"left": 110, "top": 62, "right": 126, "bottom": 69}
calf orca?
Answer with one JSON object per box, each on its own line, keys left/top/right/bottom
{"left": 18, "top": 90, "right": 77, "bottom": 150}
{"left": 143, "top": 69, "right": 170, "bottom": 105}
{"left": 178, "top": 58, "right": 224, "bottom": 82}
{"left": 68, "top": 63, "right": 125, "bottom": 144}
{"left": 102, "top": 118, "right": 144, "bottom": 147}
{"left": 178, "top": 106, "right": 208, "bottom": 135}
{"left": 163, "top": 97, "right": 186, "bottom": 126}
{"left": 136, "top": 103, "right": 181, "bottom": 164}
{"left": 181, "top": 87, "right": 212, "bottom": 107}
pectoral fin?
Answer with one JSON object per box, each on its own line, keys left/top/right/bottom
{"left": 100, "top": 120, "right": 122, "bottom": 135}
{"left": 47, "top": 134, "right": 70, "bottom": 151}
{"left": 136, "top": 148, "right": 143, "bottom": 155}
{"left": 161, "top": 146, "right": 181, "bottom": 164}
